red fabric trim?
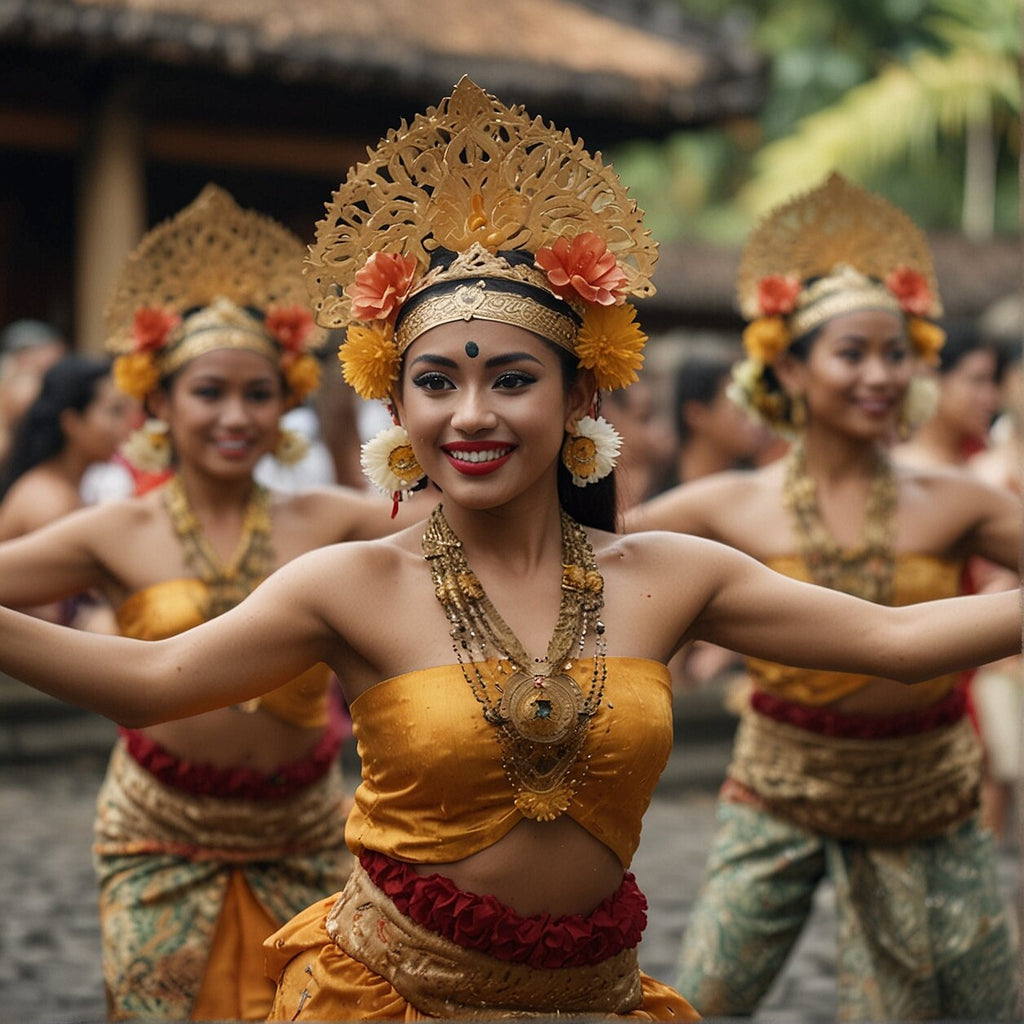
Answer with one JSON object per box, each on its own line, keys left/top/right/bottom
{"left": 359, "top": 849, "right": 647, "bottom": 970}
{"left": 120, "top": 711, "right": 342, "bottom": 800}
{"left": 750, "top": 685, "right": 966, "bottom": 739}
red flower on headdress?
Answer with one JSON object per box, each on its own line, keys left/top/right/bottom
{"left": 756, "top": 275, "right": 801, "bottom": 317}
{"left": 131, "top": 307, "right": 180, "bottom": 352}
{"left": 534, "top": 231, "right": 628, "bottom": 307}
{"left": 885, "top": 266, "right": 932, "bottom": 317}
{"left": 346, "top": 251, "right": 420, "bottom": 322}
{"left": 265, "top": 305, "right": 315, "bottom": 352}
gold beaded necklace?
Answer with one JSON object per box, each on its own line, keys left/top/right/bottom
{"left": 422, "top": 503, "right": 607, "bottom": 821}
{"left": 163, "top": 475, "right": 274, "bottom": 619}
{"left": 783, "top": 439, "right": 897, "bottom": 604}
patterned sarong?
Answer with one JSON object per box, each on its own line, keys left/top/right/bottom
{"left": 676, "top": 695, "right": 1019, "bottom": 1020}
{"left": 94, "top": 738, "right": 351, "bottom": 1021}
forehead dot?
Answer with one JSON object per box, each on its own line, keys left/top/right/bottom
{"left": 465, "top": 340, "right": 479, "bottom": 358}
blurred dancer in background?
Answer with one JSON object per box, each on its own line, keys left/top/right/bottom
{"left": 0, "top": 186, "right": 419, "bottom": 1021}
{"left": 630, "top": 174, "right": 1020, "bottom": 1020}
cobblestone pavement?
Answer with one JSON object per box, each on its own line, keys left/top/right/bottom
{"left": 1, "top": 720, "right": 1020, "bottom": 1024}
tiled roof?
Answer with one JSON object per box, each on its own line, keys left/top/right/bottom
{"left": 0, "top": 0, "right": 768, "bottom": 135}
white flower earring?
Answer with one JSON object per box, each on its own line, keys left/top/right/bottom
{"left": 561, "top": 415, "right": 621, "bottom": 487}
{"left": 361, "top": 423, "right": 426, "bottom": 511}
{"left": 121, "top": 418, "right": 172, "bottom": 473}
{"left": 272, "top": 426, "right": 310, "bottom": 466}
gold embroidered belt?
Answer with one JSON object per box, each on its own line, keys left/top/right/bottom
{"left": 94, "top": 738, "right": 348, "bottom": 861}
{"left": 325, "top": 858, "right": 644, "bottom": 1017}
{"left": 725, "top": 704, "right": 983, "bottom": 844}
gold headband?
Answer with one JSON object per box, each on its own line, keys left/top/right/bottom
{"left": 395, "top": 281, "right": 579, "bottom": 354}
{"left": 788, "top": 265, "right": 903, "bottom": 340}
{"left": 157, "top": 297, "right": 281, "bottom": 377}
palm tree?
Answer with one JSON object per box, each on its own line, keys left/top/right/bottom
{"left": 737, "top": 0, "right": 1020, "bottom": 239}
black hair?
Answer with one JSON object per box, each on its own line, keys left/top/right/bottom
{"left": 672, "top": 348, "right": 740, "bottom": 442}
{"left": 550, "top": 345, "right": 618, "bottom": 534}
{"left": 935, "top": 318, "right": 1000, "bottom": 375}
{"left": 0, "top": 355, "right": 112, "bottom": 500}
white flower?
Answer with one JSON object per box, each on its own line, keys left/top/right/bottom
{"left": 120, "top": 418, "right": 172, "bottom": 473}
{"left": 272, "top": 427, "right": 310, "bottom": 467}
{"left": 563, "top": 414, "right": 621, "bottom": 486}
{"left": 360, "top": 424, "right": 424, "bottom": 495}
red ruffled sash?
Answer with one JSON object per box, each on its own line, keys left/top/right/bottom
{"left": 119, "top": 712, "right": 343, "bottom": 800}
{"left": 359, "top": 849, "right": 647, "bottom": 970}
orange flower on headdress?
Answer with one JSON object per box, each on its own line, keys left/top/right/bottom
{"left": 113, "top": 352, "right": 161, "bottom": 401}
{"left": 757, "top": 275, "right": 801, "bottom": 317}
{"left": 340, "top": 322, "right": 401, "bottom": 401}
{"left": 266, "top": 305, "right": 315, "bottom": 352}
{"left": 907, "top": 317, "right": 946, "bottom": 366}
{"left": 131, "top": 307, "right": 180, "bottom": 353}
{"left": 535, "top": 232, "right": 628, "bottom": 307}
{"left": 742, "top": 316, "right": 791, "bottom": 363}
{"left": 346, "top": 252, "right": 420, "bottom": 323}
{"left": 885, "top": 266, "right": 932, "bottom": 317}
{"left": 575, "top": 303, "right": 646, "bottom": 391}
{"left": 280, "top": 352, "right": 321, "bottom": 405}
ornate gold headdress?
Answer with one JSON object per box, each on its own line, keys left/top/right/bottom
{"left": 730, "top": 173, "right": 946, "bottom": 432}
{"left": 105, "top": 184, "right": 325, "bottom": 407}
{"left": 307, "top": 77, "right": 657, "bottom": 403}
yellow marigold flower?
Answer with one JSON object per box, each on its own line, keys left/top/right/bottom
{"left": 340, "top": 322, "right": 400, "bottom": 401}
{"left": 283, "top": 354, "right": 321, "bottom": 405}
{"left": 742, "top": 316, "right": 791, "bottom": 363}
{"left": 575, "top": 303, "right": 646, "bottom": 391}
{"left": 112, "top": 352, "right": 160, "bottom": 401}
{"left": 907, "top": 317, "right": 945, "bottom": 367}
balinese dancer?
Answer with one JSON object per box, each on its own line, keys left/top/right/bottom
{"left": 0, "top": 185, "right": 416, "bottom": 1021}
{"left": 630, "top": 173, "right": 1020, "bottom": 1020}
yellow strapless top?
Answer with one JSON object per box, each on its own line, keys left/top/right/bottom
{"left": 746, "top": 553, "right": 965, "bottom": 705}
{"left": 116, "top": 578, "right": 331, "bottom": 729}
{"left": 345, "top": 658, "right": 674, "bottom": 870}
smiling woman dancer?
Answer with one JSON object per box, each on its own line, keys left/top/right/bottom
{"left": 0, "top": 84, "right": 1019, "bottom": 1021}
{"left": 628, "top": 174, "right": 1021, "bottom": 1020}
{"left": 0, "top": 185, "right": 416, "bottom": 1022}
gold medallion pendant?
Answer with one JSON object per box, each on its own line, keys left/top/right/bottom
{"left": 422, "top": 505, "right": 607, "bottom": 821}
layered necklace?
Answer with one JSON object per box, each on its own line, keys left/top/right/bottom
{"left": 783, "top": 439, "right": 897, "bottom": 604}
{"left": 163, "top": 475, "right": 274, "bottom": 619}
{"left": 422, "top": 504, "right": 607, "bottom": 821}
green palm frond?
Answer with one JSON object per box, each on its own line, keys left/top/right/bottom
{"left": 738, "top": 44, "right": 1019, "bottom": 219}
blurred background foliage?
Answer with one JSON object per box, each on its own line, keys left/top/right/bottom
{"left": 609, "top": 0, "right": 1021, "bottom": 243}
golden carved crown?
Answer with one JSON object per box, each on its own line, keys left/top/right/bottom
{"left": 307, "top": 77, "right": 658, "bottom": 399}
{"left": 736, "top": 173, "right": 943, "bottom": 326}
{"left": 104, "top": 185, "right": 326, "bottom": 405}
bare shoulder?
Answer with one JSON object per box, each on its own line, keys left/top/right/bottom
{"left": 593, "top": 526, "right": 742, "bottom": 593}
{"left": 283, "top": 521, "right": 426, "bottom": 594}
{"left": 271, "top": 484, "right": 404, "bottom": 546}
{"left": 897, "top": 459, "right": 1015, "bottom": 509}
{"left": 0, "top": 471, "right": 81, "bottom": 537}
{"left": 624, "top": 463, "right": 784, "bottom": 540}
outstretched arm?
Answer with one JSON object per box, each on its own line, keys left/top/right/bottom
{"left": 681, "top": 538, "right": 1022, "bottom": 682}
{"left": 0, "top": 548, "right": 340, "bottom": 726}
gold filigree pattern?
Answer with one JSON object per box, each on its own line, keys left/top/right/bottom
{"left": 306, "top": 78, "right": 657, "bottom": 332}
{"left": 105, "top": 185, "right": 324, "bottom": 354}
{"left": 736, "top": 173, "right": 942, "bottom": 322}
